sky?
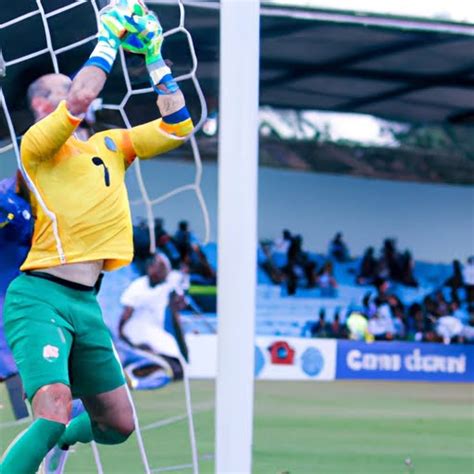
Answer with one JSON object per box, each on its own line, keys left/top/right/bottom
{"left": 207, "top": 107, "right": 406, "bottom": 146}
{"left": 270, "top": 0, "right": 474, "bottom": 24}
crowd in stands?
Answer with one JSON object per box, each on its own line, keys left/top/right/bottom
{"left": 303, "top": 269, "right": 474, "bottom": 344}
{"left": 306, "top": 308, "right": 347, "bottom": 339}
{"left": 261, "top": 229, "right": 474, "bottom": 345}
{"left": 132, "top": 218, "right": 216, "bottom": 285}
{"left": 356, "top": 238, "right": 418, "bottom": 287}
{"left": 129, "top": 222, "right": 473, "bottom": 345}
{"left": 260, "top": 229, "right": 338, "bottom": 295}
{"left": 360, "top": 271, "right": 473, "bottom": 344}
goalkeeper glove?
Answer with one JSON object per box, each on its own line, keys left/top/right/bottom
{"left": 86, "top": 2, "right": 145, "bottom": 74}
{"left": 120, "top": 10, "right": 179, "bottom": 94}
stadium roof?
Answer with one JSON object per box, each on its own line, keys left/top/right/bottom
{"left": 1, "top": 0, "right": 474, "bottom": 138}
{"left": 180, "top": 2, "right": 474, "bottom": 124}
{"left": 267, "top": 0, "right": 474, "bottom": 25}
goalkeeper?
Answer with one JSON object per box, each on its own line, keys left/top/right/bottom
{"left": 0, "top": 1, "right": 193, "bottom": 473}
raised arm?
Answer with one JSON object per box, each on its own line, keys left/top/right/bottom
{"left": 125, "top": 90, "right": 194, "bottom": 161}
{"left": 119, "top": 6, "right": 194, "bottom": 161}
{"left": 67, "top": 1, "right": 137, "bottom": 115}
{"left": 66, "top": 67, "right": 107, "bottom": 117}
{"left": 20, "top": 4, "right": 128, "bottom": 169}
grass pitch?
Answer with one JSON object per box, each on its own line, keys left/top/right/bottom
{"left": 1, "top": 380, "right": 473, "bottom": 473}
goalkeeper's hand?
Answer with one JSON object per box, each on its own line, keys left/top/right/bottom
{"left": 118, "top": 6, "right": 180, "bottom": 95}
{"left": 86, "top": 0, "right": 148, "bottom": 74}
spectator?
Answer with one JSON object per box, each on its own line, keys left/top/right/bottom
{"left": 183, "top": 245, "right": 216, "bottom": 285}
{"left": 316, "top": 260, "right": 338, "bottom": 297}
{"left": 301, "top": 320, "right": 315, "bottom": 338}
{"left": 118, "top": 253, "right": 190, "bottom": 381}
{"left": 133, "top": 218, "right": 182, "bottom": 272}
{"left": 400, "top": 250, "right": 418, "bottom": 287}
{"left": 436, "top": 316, "right": 464, "bottom": 344}
{"left": 463, "top": 256, "right": 474, "bottom": 310}
{"left": 407, "top": 303, "right": 424, "bottom": 341}
{"left": 155, "top": 218, "right": 181, "bottom": 267}
{"left": 381, "top": 238, "right": 402, "bottom": 281}
{"left": 461, "top": 319, "right": 474, "bottom": 343}
{"left": 420, "top": 296, "right": 438, "bottom": 342}
{"left": 386, "top": 295, "right": 406, "bottom": 339}
{"left": 374, "top": 277, "right": 391, "bottom": 304}
{"left": 328, "top": 232, "right": 350, "bottom": 262}
{"left": 284, "top": 234, "right": 317, "bottom": 295}
{"left": 450, "top": 299, "right": 469, "bottom": 325}
{"left": 259, "top": 241, "right": 286, "bottom": 284}
{"left": 387, "top": 294, "right": 403, "bottom": 310}
{"left": 356, "top": 247, "right": 377, "bottom": 285}
{"left": 311, "top": 309, "right": 331, "bottom": 338}
{"left": 444, "top": 260, "right": 464, "bottom": 300}
{"left": 392, "top": 305, "right": 407, "bottom": 339}
{"left": 423, "top": 295, "right": 438, "bottom": 318}
{"left": 132, "top": 219, "right": 152, "bottom": 274}
{"left": 376, "top": 255, "right": 391, "bottom": 281}
{"left": 362, "top": 291, "right": 377, "bottom": 319}
{"left": 330, "top": 310, "right": 347, "bottom": 339}
{"left": 154, "top": 217, "right": 167, "bottom": 242}
{"left": 433, "top": 290, "right": 449, "bottom": 317}
{"left": 173, "top": 220, "right": 216, "bottom": 285}
{"left": 367, "top": 299, "right": 395, "bottom": 341}
{"left": 174, "top": 220, "right": 199, "bottom": 260}
{"left": 346, "top": 311, "right": 369, "bottom": 341}
{"left": 273, "top": 229, "right": 292, "bottom": 255}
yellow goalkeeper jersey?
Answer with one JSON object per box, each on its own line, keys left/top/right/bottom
{"left": 20, "top": 100, "right": 191, "bottom": 272}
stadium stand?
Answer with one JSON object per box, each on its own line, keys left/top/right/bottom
{"left": 98, "top": 224, "right": 474, "bottom": 346}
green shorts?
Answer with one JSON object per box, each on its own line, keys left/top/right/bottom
{"left": 3, "top": 273, "right": 125, "bottom": 401}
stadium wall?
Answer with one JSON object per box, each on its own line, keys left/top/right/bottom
{"left": 1, "top": 156, "right": 473, "bottom": 262}
{"left": 124, "top": 159, "right": 473, "bottom": 263}
{"left": 186, "top": 335, "right": 474, "bottom": 383}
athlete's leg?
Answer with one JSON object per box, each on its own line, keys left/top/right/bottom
{"left": 33, "top": 383, "right": 72, "bottom": 424}
{"left": 0, "top": 274, "right": 74, "bottom": 474}
{"left": 59, "top": 385, "right": 134, "bottom": 448}
{"left": 1, "top": 384, "right": 72, "bottom": 473}
{"left": 52, "top": 287, "right": 134, "bottom": 451}
{"left": 42, "top": 400, "right": 85, "bottom": 474}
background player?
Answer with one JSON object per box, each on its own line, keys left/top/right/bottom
{"left": 0, "top": 174, "right": 32, "bottom": 420}
{"left": 119, "top": 253, "right": 190, "bottom": 382}
{"left": 0, "top": 1, "right": 194, "bottom": 472}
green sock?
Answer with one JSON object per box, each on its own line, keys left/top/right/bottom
{"left": 58, "top": 412, "right": 94, "bottom": 448}
{"left": 0, "top": 418, "right": 65, "bottom": 474}
{"left": 59, "top": 412, "right": 131, "bottom": 447}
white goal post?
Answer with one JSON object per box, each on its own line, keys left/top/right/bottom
{"left": 216, "top": 0, "right": 260, "bottom": 473}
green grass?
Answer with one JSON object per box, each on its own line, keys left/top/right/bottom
{"left": 1, "top": 380, "right": 473, "bottom": 473}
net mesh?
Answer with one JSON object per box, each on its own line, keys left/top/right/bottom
{"left": 0, "top": 0, "right": 210, "bottom": 254}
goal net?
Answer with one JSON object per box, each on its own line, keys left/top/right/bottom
{"left": 0, "top": 0, "right": 210, "bottom": 254}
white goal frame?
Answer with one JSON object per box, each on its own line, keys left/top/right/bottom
{"left": 216, "top": 1, "right": 260, "bottom": 473}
